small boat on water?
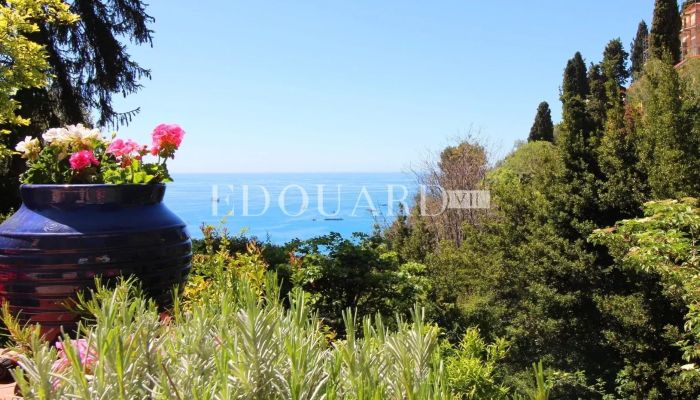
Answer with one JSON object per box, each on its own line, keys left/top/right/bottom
{"left": 324, "top": 217, "right": 344, "bottom": 221}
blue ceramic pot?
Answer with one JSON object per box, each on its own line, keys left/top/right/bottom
{"left": 0, "top": 184, "right": 191, "bottom": 340}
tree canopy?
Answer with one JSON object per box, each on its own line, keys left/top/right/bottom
{"left": 528, "top": 102, "right": 554, "bottom": 142}
{"left": 18, "top": 0, "right": 155, "bottom": 129}
{"left": 649, "top": 0, "right": 682, "bottom": 63}
{"left": 631, "top": 20, "right": 649, "bottom": 79}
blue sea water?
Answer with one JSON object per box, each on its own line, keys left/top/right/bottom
{"left": 165, "top": 173, "right": 418, "bottom": 243}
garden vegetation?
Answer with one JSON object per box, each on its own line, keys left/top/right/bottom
{"left": 3, "top": 232, "right": 550, "bottom": 399}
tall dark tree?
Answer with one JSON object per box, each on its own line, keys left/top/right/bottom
{"left": 560, "top": 52, "right": 592, "bottom": 173}
{"left": 528, "top": 101, "right": 554, "bottom": 142}
{"left": 597, "top": 39, "right": 630, "bottom": 129}
{"left": 587, "top": 63, "right": 608, "bottom": 131}
{"left": 649, "top": 0, "right": 682, "bottom": 64}
{"left": 557, "top": 52, "right": 604, "bottom": 238}
{"left": 630, "top": 20, "right": 649, "bottom": 79}
{"left": 37, "top": 0, "right": 154, "bottom": 127}
{"left": 598, "top": 39, "right": 645, "bottom": 221}
{"left": 581, "top": 40, "right": 631, "bottom": 220}
{"left": 562, "top": 52, "right": 589, "bottom": 99}
{"left": 636, "top": 59, "right": 700, "bottom": 198}
{"left": 0, "top": 0, "right": 154, "bottom": 213}
{"left": 602, "top": 38, "right": 630, "bottom": 86}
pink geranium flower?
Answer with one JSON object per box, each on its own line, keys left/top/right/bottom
{"left": 151, "top": 124, "right": 185, "bottom": 157}
{"left": 107, "top": 139, "right": 140, "bottom": 157}
{"left": 69, "top": 150, "right": 99, "bottom": 170}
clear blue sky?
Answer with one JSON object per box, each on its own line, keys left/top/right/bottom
{"left": 111, "top": 1, "right": 655, "bottom": 173}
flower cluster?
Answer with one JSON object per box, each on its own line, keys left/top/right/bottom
{"left": 15, "top": 123, "right": 185, "bottom": 184}
{"left": 69, "top": 150, "right": 100, "bottom": 170}
{"left": 151, "top": 123, "right": 185, "bottom": 157}
{"left": 107, "top": 139, "right": 146, "bottom": 168}
{"left": 42, "top": 124, "right": 101, "bottom": 148}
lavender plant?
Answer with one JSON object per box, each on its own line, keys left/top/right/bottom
{"left": 6, "top": 276, "right": 449, "bottom": 399}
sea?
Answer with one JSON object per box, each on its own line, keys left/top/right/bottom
{"left": 165, "top": 173, "right": 419, "bottom": 243}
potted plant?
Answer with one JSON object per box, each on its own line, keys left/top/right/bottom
{"left": 0, "top": 123, "right": 191, "bottom": 340}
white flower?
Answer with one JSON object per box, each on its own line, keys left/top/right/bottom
{"left": 42, "top": 127, "right": 69, "bottom": 144}
{"left": 65, "top": 124, "right": 85, "bottom": 141}
{"left": 65, "top": 124, "right": 102, "bottom": 147}
{"left": 83, "top": 128, "right": 101, "bottom": 140}
{"left": 15, "top": 136, "right": 41, "bottom": 160}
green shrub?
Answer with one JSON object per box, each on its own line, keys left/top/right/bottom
{"left": 280, "top": 232, "right": 431, "bottom": 335}
{"left": 444, "top": 328, "right": 511, "bottom": 399}
{"left": 192, "top": 226, "right": 431, "bottom": 337}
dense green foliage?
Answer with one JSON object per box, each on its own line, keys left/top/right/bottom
{"left": 629, "top": 59, "right": 700, "bottom": 198}
{"left": 528, "top": 102, "right": 554, "bottom": 142}
{"left": 602, "top": 39, "right": 631, "bottom": 86}
{"left": 8, "top": 276, "right": 452, "bottom": 399}
{"left": 592, "top": 199, "right": 700, "bottom": 377}
{"left": 0, "top": 0, "right": 76, "bottom": 165}
{"left": 281, "top": 233, "right": 430, "bottom": 334}
{"left": 192, "top": 228, "right": 432, "bottom": 335}
{"left": 15, "top": 0, "right": 154, "bottom": 129}
{"left": 630, "top": 21, "right": 649, "bottom": 80}
{"left": 374, "top": 29, "right": 700, "bottom": 398}
{"left": 648, "top": 0, "right": 682, "bottom": 64}
{"left": 3, "top": 233, "right": 557, "bottom": 399}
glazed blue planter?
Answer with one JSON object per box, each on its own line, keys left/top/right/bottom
{"left": 0, "top": 184, "right": 191, "bottom": 340}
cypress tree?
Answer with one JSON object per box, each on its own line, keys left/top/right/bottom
{"left": 587, "top": 63, "right": 608, "bottom": 131}
{"left": 587, "top": 41, "right": 630, "bottom": 151}
{"left": 556, "top": 52, "right": 602, "bottom": 237}
{"left": 649, "top": 0, "right": 682, "bottom": 64}
{"left": 560, "top": 52, "right": 592, "bottom": 171}
{"left": 528, "top": 102, "right": 554, "bottom": 142}
{"left": 598, "top": 40, "right": 646, "bottom": 222}
{"left": 602, "top": 38, "right": 630, "bottom": 86}
{"left": 562, "top": 52, "right": 589, "bottom": 99}
{"left": 630, "top": 21, "right": 649, "bottom": 79}
{"left": 636, "top": 59, "right": 700, "bottom": 198}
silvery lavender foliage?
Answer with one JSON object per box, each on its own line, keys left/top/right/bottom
{"left": 10, "top": 273, "right": 449, "bottom": 399}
